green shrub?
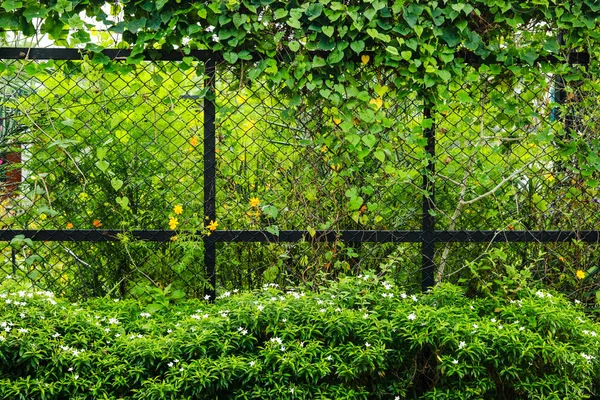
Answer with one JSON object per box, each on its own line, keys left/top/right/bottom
{"left": 0, "top": 274, "right": 598, "bottom": 399}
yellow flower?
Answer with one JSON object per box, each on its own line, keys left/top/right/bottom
{"left": 190, "top": 137, "right": 199, "bottom": 147}
{"left": 173, "top": 205, "right": 183, "bottom": 215}
{"left": 333, "top": 117, "right": 342, "bottom": 125}
{"left": 576, "top": 270, "right": 586, "bottom": 280}
{"left": 361, "top": 54, "right": 370, "bottom": 65}
{"left": 39, "top": 213, "right": 47, "bottom": 221}
{"left": 250, "top": 197, "right": 261, "bottom": 208}
{"left": 92, "top": 219, "right": 102, "bottom": 228}
{"left": 369, "top": 97, "right": 383, "bottom": 109}
{"left": 207, "top": 220, "right": 218, "bottom": 231}
{"left": 170, "top": 235, "right": 178, "bottom": 242}
{"left": 544, "top": 173, "right": 555, "bottom": 182}
{"left": 169, "top": 217, "right": 179, "bottom": 230}
{"left": 66, "top": 222, "right": 74, "bottom": 229}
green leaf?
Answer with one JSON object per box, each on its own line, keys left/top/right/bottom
{"left": 95, "top": 160, "right": 110, "bottom": 173}
{"left": 322, "top": 26, "right": 334, "bottom": 37}
{"left": 223, "top": 52, "right": 239, "bottom": 64}
{"left": 437, "top": 69, "right": 451, "bottom": 82}
{"left": 97, "top": 147, "right": 108, "bottom": 160}
{"left": 2, "top": 0, "right": 22, "bottom": 12}
{"left": 266, "top": 225, "right": 280, "bottom": 236}
{"left": 288, "top": 41, "right": 300, "bottom": 52}
{"left": 262, "top": 205, "right": 279, "bottom": 219}
{"left": 306, "top": 3, "right": 323, "bottom": 20}
{"left": 362, "top": 134, "right": 377, "bottom": 148}
{"left": 274, "top": 8, "right": 288, "bottom": 19}
{"left": 111, "top": 178, "right": 124, "bottom": 191}
{"left": 386, "top": 46, "right": 399, "bottom": 56}
{"left": 327, "top": 49, "right": 344, "bottom": 64}
{"left": 350, "top": 40, "right": 365, "bottom": 54}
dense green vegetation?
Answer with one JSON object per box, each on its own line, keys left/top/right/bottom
{"left": 1, "top": 273, "right": 599, "bottom": 399}
{"left": 0, "top": 1, "right": 599, "bottom": 298}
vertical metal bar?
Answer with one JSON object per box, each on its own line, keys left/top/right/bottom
{"left": 11, "top": 247, "right": 17, "bottom": 275}
{"left": 422, "top": 105, "right": 435, "bottom": 292}
{"left": 203, "top": 56, "right": 217, "bottom": 301}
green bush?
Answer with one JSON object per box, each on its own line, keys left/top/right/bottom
{"left": 0, "top": 273, "right": 599, "bottom": 399}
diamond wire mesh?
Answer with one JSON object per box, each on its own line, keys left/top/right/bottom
{"left": 435, "top": 66, "right": 600, "bottom": 232}
{"left": 1, "top": 52, "right": 598, "bottom": 299}
{"left": 0, "top": 57, "right": 207, "bottom": 298}
{"left": 213, "top": 61, "right": 425, "bottom": 288}
{"left": 433, "top": 64, "right": 600, "bottom": 288}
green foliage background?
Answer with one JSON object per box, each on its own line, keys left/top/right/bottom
{"left": 0, "top": 0, "right": 600, "bottom": 300}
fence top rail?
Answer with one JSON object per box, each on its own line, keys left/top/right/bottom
{"left": 0, "top": 47, "right": 591, "bottom": 65}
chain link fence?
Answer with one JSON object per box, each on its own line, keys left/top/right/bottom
{"left": 0, "top": 48, "right": 598, "bottom": 300}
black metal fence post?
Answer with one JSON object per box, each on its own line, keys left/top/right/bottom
{"left": 203, "top": 56, "right": 217, "bottom": 300}
{"left": 422, "top": 105, "right": 435, "bottom": 291}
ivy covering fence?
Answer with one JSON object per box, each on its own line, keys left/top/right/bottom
{"left": 0, "top": 0, "right": 599, "bottom": 302}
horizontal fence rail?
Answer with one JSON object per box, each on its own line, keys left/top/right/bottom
{"left": 0, "top": 47, "right": 599, "bottom": 299}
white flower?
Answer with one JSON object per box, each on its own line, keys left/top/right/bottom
{"left": 139, "top": 312, "right": 151, "bottom": 318}
{"left": 320, "top": 309, "right": 326, "bottom": 313}
{"left": 282, "top": 318, "right": 287, "bottom": 323}
{"left": 205, "top": 25, "right": 215, "bottom": 32}
{"left": 174, "top": 359, "right": 179, "bottom": 363}
{"left": 407, "top": 312, "right": 416, "bottom": 321}
{"left": 113, "top": 298, "right": 120, "bottom": 302}
{"left": 249, "top": 361, "right": 256, "bottom": 367}
{"left": 52, "top": 332, "right": 61, "bottom": 338}
{"left": 74, "top": 375, "right": 79, "bottom": 380}
{"left": 280, "top": 346, "right": 286, "bottom": 352}
{"left": 257, "top": 305, "right": 264, "bottom": 311}
{"left": 168, "top": 362, "right": 173, "bottom": 367}
{"left": 270, "top": 337, "right": 282, "bottom": 345}
{"left": 411, "top": 295, "right": 418, "bottom": 302}
{"left": 108, "top": 318, "right": 119, "bottom": 325}
{"left": 0, "top": 336, "right": 5, "bottom": 341}
{"left": 204, "top": 294, "right": 211, "bottom": 300}
{"left": 472, "top": 324, "right": 478, "bottom": 329}
{"left": 452, "top": 359, "right": 458, "bottom": 364}
{"left": 212, "top": 34, "right": 219, "bottom": 42}
{"left": 490, "top": 318, "right": 497, "bottom": 323}
{"left": 104, "top": 328, "right": 110, "bottom": 333}
{"left": 519, "top": 326, "right": 525, "bottom": 331}
{"left": 17, "top": 328, "right": 28, "bottom": 333}
{"left": 458, "top": 341, "right": 466, "bottom": 349}
{"left": 233, "top": 289, "right": 239, "bottom": 293}
{"left": 363, "top": 313, "right": 369, "bottom": 319}
{"left": 535, "top": 290, "right": 545, "bottom": 298}
{"left": 167, "top": 329, "right": 173, "bottom": 333}
{"left": 327, "top": 355, "right": 332, "bottom": 361}
{"left": 115, "top": 333, "right": 121, "bottom": 338}
{"left": 581, "top": 352, "right": 595, "bottom": 361}
{"left": 68, "top": 367, "right": 73, "bottom": 372}
{"left": 365, "top": 342, "right": 371, "bottom": 348}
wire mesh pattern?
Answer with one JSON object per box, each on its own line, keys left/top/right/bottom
{"left": 0, "top": 48, "right": 599, "bottom": 300}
